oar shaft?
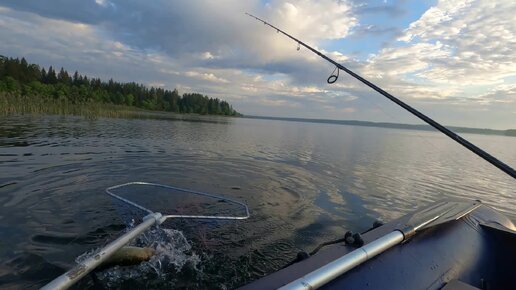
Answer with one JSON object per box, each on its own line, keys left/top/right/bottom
{"left": 278, "top": 231, "right": 404, "bottom": 290}
{"left": 41, "top": 213, "right": 161, "bottom": 290}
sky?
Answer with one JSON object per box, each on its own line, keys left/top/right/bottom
{"left": 0, "top": 0, "right": 514, "bottom": 129}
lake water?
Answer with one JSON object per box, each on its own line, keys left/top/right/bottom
{"left": 0, "top": 114, "right": 514, "bottom": 289}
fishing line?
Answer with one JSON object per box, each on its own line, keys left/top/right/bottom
{"left": 322, "top": 68, "right": 469, "bottom": 175}
{"left": 345, "top": 81, "right": 473, "bottom": 186}
{"left": 252, "top": 9, "right": 484, "bottom": 178}
{"left": 246, "top": 12, "right": 515, "bottom": 179}
{"left": 279, "top": 18, "right": 489, "bottom": 183}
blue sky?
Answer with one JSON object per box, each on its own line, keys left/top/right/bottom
{"left": 326, "top": 0, "right": 436, "bottom": 59}
{"left": 0, "top": 0, "right": 514, "bottom": 129}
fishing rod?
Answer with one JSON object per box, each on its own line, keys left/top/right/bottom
{"left": 245, "top": 13, "right": 516, "bottom": 179}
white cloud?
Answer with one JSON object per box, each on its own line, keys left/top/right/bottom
{"left": 472, "top": 83, "right": 516, "bottom": 106}
{"left": 148, "top": 82, "right": 165, "bottom": 88}
{"left": 200, "top": 52, "right": 215, "bottom": 60}
{"left": 0, "top": 0, "right": 515, "bottom": 128}
{"left": 95, "top": 0, "right": 116, "bottom": 9}
{"left": 185, "top": 71, "right": 229, "bottom": 84}
{"left": 350, "top": 0, "right": 516, "bottom": 128}
{"left": 366, "top": 42, "right": 451, "bottom": 77}
{"left": 391, "top": 0, "right": 516, "bottom": 86}
{"left": 95, "top": 0, "right": 107, "bottom": 7}
{"left": 266, "top": 0, "right": 357, "bottom": 41}
{"left": 323, "top": 105, "right": 356, "bottom": 113}
{"left": 257, "top": 98, "right": 299, "bottom": 107}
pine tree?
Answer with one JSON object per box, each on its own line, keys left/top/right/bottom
{"left": 58, "top": 67, "right": 71, "bottom": 84}
{"left": 46, "top": 66, "right": 58, "bottom": 84}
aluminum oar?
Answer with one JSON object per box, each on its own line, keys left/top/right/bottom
{"left": 278, "top": 199, "right": 481, "bottom": 290}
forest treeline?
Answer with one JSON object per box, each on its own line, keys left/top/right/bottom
{"left": 0, "top": 55, "right": 240, "bottom": 116}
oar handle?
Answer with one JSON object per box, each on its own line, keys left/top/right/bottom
{"left": 41, "top": 213, "right": 163, "bottom": 290}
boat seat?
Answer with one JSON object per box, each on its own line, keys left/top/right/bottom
{"left": 441, "top": 280, "right": 482, "bottom": 290}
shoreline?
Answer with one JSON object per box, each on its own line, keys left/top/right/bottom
{"left": 244, "top": 115, "right": 516, "bottom": 138}
{"left": 0, "top": 94, "right": 238, "bottom": 121}
{"left": 2, "top": 94, "right": 513, "bottom": 138}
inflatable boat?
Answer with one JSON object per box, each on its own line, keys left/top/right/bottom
{"left": 239, "top": 198, "right": 515, "bottom": 290}
{"left": 239, "top": 15, "right": 516, "bottom": 290}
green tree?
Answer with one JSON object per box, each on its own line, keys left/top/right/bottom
{"left": 125, "top": 93, "right": 134, "bottom": 106}
{"left": 46, "top": 66, "right": 58, "bottom": 84}
{"left": 0, "top": 55, "right": 241, "bottom": 116}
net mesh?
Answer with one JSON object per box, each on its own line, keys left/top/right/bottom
{"left": 106, "top": 182, "right": 249, "bottom": 225}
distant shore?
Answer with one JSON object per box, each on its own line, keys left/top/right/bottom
{"left": 3, "top": 95, "right": 513, "bottom": 138}
{"left": 244, "top": 115, "right": 516, "bottom": 137}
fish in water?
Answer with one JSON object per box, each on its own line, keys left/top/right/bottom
{"left": 98, "top": 246, "right": 155, "bottom": 269}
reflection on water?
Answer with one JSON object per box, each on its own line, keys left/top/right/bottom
{"left": 0, "top": 114, "right": 514, "bottom": 289}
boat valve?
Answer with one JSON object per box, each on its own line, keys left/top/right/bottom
{"left": 344, "top": 231, "right": 364, "bottom": 247}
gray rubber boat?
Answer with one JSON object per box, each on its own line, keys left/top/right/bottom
{"left": 240, "top": 198, "right": 515, "bottom": 290}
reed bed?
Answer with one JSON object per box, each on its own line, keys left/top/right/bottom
{"left": 0, "top": 93, "right": 161, "bottom": 120}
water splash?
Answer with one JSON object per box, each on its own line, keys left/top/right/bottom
{"left": 140, "top": 227, "right": 201, "bottom": 272}
{"left": 76, "top": 226, "right": 202, "bottom": 289}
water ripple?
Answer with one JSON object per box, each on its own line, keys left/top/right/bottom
{"left": 0, "top": 114, "right": 514, "bottom": 289}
